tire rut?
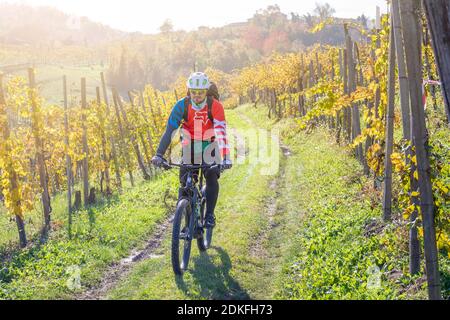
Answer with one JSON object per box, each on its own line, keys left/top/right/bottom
{"left": 236, "top": 113, "right": 292, "bottom": 259}
{"left": 249, "top": 146, "right": 290, "bottom": 260}
{"left": 75, "top": 213, "right": 174, "bottom": 300}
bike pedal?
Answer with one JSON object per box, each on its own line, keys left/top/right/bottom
{"left": 179, "top": 230, "right": 190, "bottom": 240}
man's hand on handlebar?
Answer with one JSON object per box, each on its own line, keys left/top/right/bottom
{"left": 222, "top": 157, "right": 233, "bottom": 171}
{"left": 152, "top": 155, "right": 233, "bottom": 172}
{"left": 151, "top": 155, "right": 166, "bottom": 168}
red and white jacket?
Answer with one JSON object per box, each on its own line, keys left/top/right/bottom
{"left": 157, "top": 97, "right": 231, "bottom": 160}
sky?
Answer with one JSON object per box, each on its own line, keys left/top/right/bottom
{"left": 1, "top": 0, "right": 389, "bottom": 34}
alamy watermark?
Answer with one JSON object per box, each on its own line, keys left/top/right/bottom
{"left": 366, "top": 265, "right": 382, "bottom": 290}
{"left": 168, "top": 126, "right": 281, "bottom": 176}
{"left": 66, "top": 265, "right": 81, "bottom": 291}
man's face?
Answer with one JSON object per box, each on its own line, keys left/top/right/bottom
{"left": 190, "top": 89, "right": 208, "bottom": 104}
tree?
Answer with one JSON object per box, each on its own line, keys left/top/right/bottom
{"left": 313, "top": 2, "right": 336, "bottom": 21}
{"left": 260, "top": 4, "right": 281, "bottom": 16}
{"left": 128, "top": 55, "right": 145, "bottom": 89}
{"left": 357, "top": 14, "right": 369, "bottom": 29}
{"left": 252, "top": 5, "right": 288, "bottom": 31}
{"left": 110, "top": 46, "right": 129, "bottom": 92}
{"left": 290, "top": 12, "right": 301, "bottom": 23}
{"left": 243, "top": 25, "right": 265, "bottom": 53}
{"left": 263, "top": 31, "right": 290, "bottom": 55}
{"left": 159, "top": 19, "right": 174, "bottom": 34}
{"left": 303, "top": 13, "right": 317, "bottom": 28}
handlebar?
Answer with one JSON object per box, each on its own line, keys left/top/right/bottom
{"left": 160, "top": 160, "right": 222, "bottom": 172}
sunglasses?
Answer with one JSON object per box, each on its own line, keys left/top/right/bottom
{"left": 190, "top": 89, "right": 208, "bottom": 95}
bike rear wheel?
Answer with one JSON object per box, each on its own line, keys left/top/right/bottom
{"left": 172, "top": 199, "right": 192, "bottom": 275}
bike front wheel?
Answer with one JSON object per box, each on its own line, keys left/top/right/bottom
{"left": 172, "top": 199, "right": 192, "bottom": 275}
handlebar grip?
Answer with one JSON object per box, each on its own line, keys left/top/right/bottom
{"left": 161, "top": 162, "right": 172, "bottom": 170}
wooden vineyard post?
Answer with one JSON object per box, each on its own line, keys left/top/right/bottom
{"left": 96, "top": 87, "right": 112, "bottom": 196}
{"left": 345, "top": 24, "right": 363, "bottom": 163}
{"left": 114, "top": 89, "right": 150, "bottom": 180}
{"left": 392, "top": 0, "right": 412, "bottom": 139}
{"left": 343, "top": 48, "right": 351, "bottom": 143}
{"left": 63, "top": 76, "right": 73, "bottom": 237}
{"left": 28, "top": 68, "right": 52, "bottom": 237}
{"left": 146, "top": 94, "right": 159, "bottom": 135}
{"left": 101, "top": 72, "right": 122, "bottom": 193}
{"left": 382, "top": 16, "right": 396, "bottom": 222}
{"left": 129, "top": 91, "right": 152, "bottom": 170}
{"left": 400, "top": 0, "right": 441, "bottom": 300}
{"left": 80, "top": 78, "right": 90, "bottom": 207}
{"left": 392, "top": 0, "right": 420, "bottom": 276}
{"left": 139, "top": 91, "right": 156, "bottom": 159}
{"left": 423, "top": 0, "right": 450, "bottom": 124}
{"left": 111, "top": 88, "right": 135, "bottom": 187}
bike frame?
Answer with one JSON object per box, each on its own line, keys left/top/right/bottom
{"left": 164, "top": 162, "right": 221, "bottom": 240}
{"left": 162, "top": 160, "right": 223, "bottom": 274}
{"left": 183, "top": 170, "right": 202, "bottom": 240}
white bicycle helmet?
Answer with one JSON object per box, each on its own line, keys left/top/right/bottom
{"left": 187, "top": 72, "right": 210, "bottom": 90}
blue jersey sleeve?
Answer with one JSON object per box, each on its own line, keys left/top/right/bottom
{"left": 167, "top": 99, "right": 186, "bottom": 129}
{"left": 156, "top": 99, "right": 186, "bottom": 156}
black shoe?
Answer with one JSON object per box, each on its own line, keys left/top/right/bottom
{"left": 205, "top": 214, "right": 216, "bottom": 229}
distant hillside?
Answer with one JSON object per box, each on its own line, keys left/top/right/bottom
{"left": 0, "top": 4, "right": 370, "bottom": 91}
{"left": 0, "top": 4, "right": 127, "bottom": 46}
{"left": 106, "top": 5, "right": 368, "bottom": 90}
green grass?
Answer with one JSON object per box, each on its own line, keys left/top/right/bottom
{"left": 239, "top": 105, "right": 403, "bottom": 299}
{"left": 0, "top": 174, "right": 137, "bottom": 254}
{"left": 6, "top": 64, "right": 106, "bottom": 105}
{"left": 0, "top": 172, "right": 178, "bottom": 299}
{"left": 1, "top": 103, "right": 447, "bottom": 300}
{"left": 253, "top": 106, "right": 400, "bottom": 299}
{"left": 240, "top": 103, "right": 449, "bottom": 300}
{"left": 275, "top": 130, "right": 402, "bottom": 299}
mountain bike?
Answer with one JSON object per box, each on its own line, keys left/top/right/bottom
{"left": 161, "top": 160, "right": 222, "bottom": 276}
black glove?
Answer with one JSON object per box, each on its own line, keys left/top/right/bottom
{"left": 152, "top": 155, "right": 164, "bottom": 168}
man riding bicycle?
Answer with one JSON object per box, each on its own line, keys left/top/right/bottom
{"left": 152, "top": 72, "right": 232, "bottom": 229}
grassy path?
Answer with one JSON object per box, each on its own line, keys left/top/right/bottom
{"left": 106, "top": 108, "right": 282, "bottom": 299}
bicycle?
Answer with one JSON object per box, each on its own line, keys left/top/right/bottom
{"left": 160, "top": 159, "right": 223, "bottom": 276}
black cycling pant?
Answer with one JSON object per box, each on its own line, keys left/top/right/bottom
{"left": 179, "top": 166, "right": 220, "bottom": 217}
{"left": 178, "top": 140, "right": 221, "bottom": 216}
